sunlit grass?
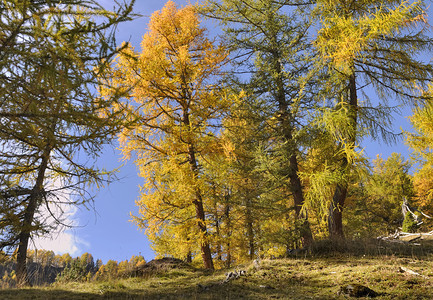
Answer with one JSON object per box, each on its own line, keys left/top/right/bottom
{"left": 2, "top": 240, "right": 433, "bottom": 299}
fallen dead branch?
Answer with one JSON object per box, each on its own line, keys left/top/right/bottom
{"left": 197, "top": 269, "right": 247, "bottom": 291}
{"left": 378, "top": 230, "right": 433, "bottom": 244}
{"left": 398, "top": 266, "right": 428, "bottom": 279}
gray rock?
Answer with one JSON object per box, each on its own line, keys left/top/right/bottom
{"left": 338, "top": 284, "right": 379, "bottom": 298}
{"left": 223, "top": 269, "right": 247, "bottom": 283}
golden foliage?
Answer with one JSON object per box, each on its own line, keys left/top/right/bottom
{"left": 406, "top": 89, "right": 433, "bottom": 214}
{"left": 102, "top": 1, "right": 229, "bottom": 264}
{"left": 314, "top": 0, "right": 426, "bottom": 72}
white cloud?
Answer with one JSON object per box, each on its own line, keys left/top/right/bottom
{"left": 29, "top": 174, "right": 89, "bottom": 256}
{"left": 32, "top": 230, "right": 87, "bottom": 256}
{"left": 30, "top": 204, "right": 89, "bottom": 256}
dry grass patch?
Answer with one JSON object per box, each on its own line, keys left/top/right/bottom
{"left": 3, "top": 240, "right": 433, "bottom": 299}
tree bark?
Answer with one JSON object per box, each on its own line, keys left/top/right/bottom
{"left": 192, "top": 197, "right": 214, "bottom": 270}
{"left": 181, "top": 93, "right": 214, "bottom": 270}
{"left": 214, "top": 205, "right": 222, "bottom": 262}
{"left": 185, "top": 246, "right": 192, "bottom": 263}
{"left": 185, "top": 253, "right": 192, "bottom": 263}
{"left": 188, "top": 144, "right": 214, "bottom": 270}
{"left": 224, "top": 195, "right": 232, "bottom": 268}
{"left": 245, "top": 196, "right": 255, "bottom": 260}
{"left": 16, "top": 146, "right": 51, "bottom": 286}
{"left": 290, "top": 153, "right": 314, "bottom": 247}
{"left": 273, "top": 51, "right": 313, "bottom": 247}
{"left": 328, "top": 71, "right": 357, "bottom": 240}
{"left": 328, "top": 184, "right": 347, "bottom": 239}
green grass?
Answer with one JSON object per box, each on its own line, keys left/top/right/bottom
{"left": 2, "top": 240, "right": 433, "bottom": 299}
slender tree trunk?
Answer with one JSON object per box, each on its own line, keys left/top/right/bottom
{"left": 224, "top": 194, "right": 231, "bottom": 268}
{"left": 245, "top": 196, "right": 255, "bottom": 260}
{"left": 328, "top": 184, "right": 347, "bottom": 239}
{"left": 226, "top": 245, "right": 232, "bottom": 268}
{"left": 188, "top": 145, "right": 214, "bottom": 270}
{"left": 214, "top": 208, "right": 223, "bottom": 262}
{"left": 185, "top": 240, "right": 192, "bottom": 263}
{"left": 273, "top": 52, "right": 313, "bottom": 247}
{"left": 182, "top": 99, "right": 214, "bottom": 270}
{"left": 212, "top": 185, "right": 223, "bottom": 263}
{"left": 16, "top": 146, "right": 51, "bottom": 286}
{"left": 328, "top": 71, "right": 357, "bottom": 240}
{"left": 192, "top": 197, "right": 214, "bottom": 270}
{"left": 16, "top": 200, "right": 37, "bottom": 286}
{"left": 185, "top": 252, "right": 192, "bottom": 263}
{"left": 290, "top": 153, "right": 314, "bottom": 247}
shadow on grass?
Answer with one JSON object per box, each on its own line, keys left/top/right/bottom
{"left": 0, "top": 277, "right": 332, "bottom": 300}
{"left": 302, "top": 238, "right": 433, "bottom": 259}
{"left": 5, "top": 240, "right": 433, "bottom": 300}
{"left": 0, "top": 288, "right": 102, "bottom": 300}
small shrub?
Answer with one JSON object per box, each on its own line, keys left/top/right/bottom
{"left": 402, "top": 213, "right": 418, "bottom": 233}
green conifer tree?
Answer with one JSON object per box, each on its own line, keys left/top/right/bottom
{"left": 0, "top": 0, "right": 135, "bottom": 285}
{"left": 312, "top": 0, "right": 433, "bottom": 238}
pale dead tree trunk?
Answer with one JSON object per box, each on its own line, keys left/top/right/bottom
{"left": 401, "top": 198, "right": 432, "bottom": 225}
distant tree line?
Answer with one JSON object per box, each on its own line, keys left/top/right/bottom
{"left": 0, "top": 250, "right": 146, "bottom": 287}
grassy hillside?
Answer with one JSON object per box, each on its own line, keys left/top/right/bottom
{"left": 2, "top": 240, "right": 433, "bottom": 299}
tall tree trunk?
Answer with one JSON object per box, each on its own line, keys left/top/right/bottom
{"left": 16, "top": 199, "right": 37, "bottom": 286}
{"left": 214, "top": 206, "right": 223, "bottom": 262}
{"left": 188, "top": 145, "right": 214, "bottom": 270}
{"left": 212, "top": 185, "right": 223, "bottom": 263}
{"left": 290, "top": 153, "right": 314, "bottom": 247}
{"left": 273, "top": 52, "right": 313, "bottom": 247}
{"left": 192, "top": 197, "right": 214, "bottom": 270}
{"left": 328, "top": 71, "right": 357, "bottom": 240}
{"left": 182, "top": 100, "right": 214, "bottom": 270}
{"left": 224, "top": 194, "right": 232, "bottom": 268}
{"left": 328, "top": 184, "right": 347, "bottom": 239}
{"left": 16, "top": 146, "right": 51, "bottom": 286}
{"left": 245, "top": 196, "right": 255, "bottom": 260}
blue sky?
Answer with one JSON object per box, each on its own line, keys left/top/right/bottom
{"left": 34, "top": 0, "right": 191, "bottom": 264}
{"left": 33, "top": 0, "right": 416, "bottom": 264}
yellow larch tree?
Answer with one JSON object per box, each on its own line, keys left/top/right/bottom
{"left": 406, "top": 85, "right": 433, "bottom": 217}
{"left": 102, "top": 1, "right": 228, "bottom": 270}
